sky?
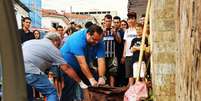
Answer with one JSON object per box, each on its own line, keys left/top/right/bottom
{"left": 42, "top": 0, "right": 128, "bottom": 19}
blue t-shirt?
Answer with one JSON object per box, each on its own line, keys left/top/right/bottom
{"left": 60, "top": 29, "right": 105, "bottom": 72}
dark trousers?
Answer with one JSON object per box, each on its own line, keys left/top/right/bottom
{"left": 116, "top": 59, "right": 127, "bottom": 87}
{"left": 27, "top": 84, "right": 33, "bottom": 101}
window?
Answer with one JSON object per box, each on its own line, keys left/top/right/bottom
{"left": 52, "top": 22, "right": 59, "bottom": 29}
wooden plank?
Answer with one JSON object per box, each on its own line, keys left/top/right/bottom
{"left": 0, "top": 0, "right": 27, "bottom": 100}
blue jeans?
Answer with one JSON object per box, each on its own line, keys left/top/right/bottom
{"left": 26, "top": 73, "right": 58, "bottom": 101}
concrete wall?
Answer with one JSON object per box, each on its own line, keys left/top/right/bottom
{"left": 128, "top": 0, "right": 201, "bottom": 100}
{"left": 149, "top": 0, "right": 201, "bottom": 100}
{"left": 41, "top": 17, "right": 69, "bottom": 29}
{"left": 150, "top": 0, "right": 177, "bottom": 100}
{"left": 128, "top": 0, "right": 148, "bottom": 20}
{"left": 14, "top": 3, "right": 29, "bottom": 28}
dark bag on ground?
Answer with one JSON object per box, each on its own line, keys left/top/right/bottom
{"left": 83, "top": 86, "right": 126, "bottom": 101}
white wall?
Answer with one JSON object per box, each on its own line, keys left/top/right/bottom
{"left": 41, "top": 16, "right": 69, "bottom": 30}
{"left": 14, "top": 3, "right": 29, "bottom": 29}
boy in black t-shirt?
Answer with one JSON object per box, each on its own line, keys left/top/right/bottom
{"left": 130, "top": 23, "right": 149, "bottom": 81}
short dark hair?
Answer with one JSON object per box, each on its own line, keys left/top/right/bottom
{"left": 141, "top": 14, "right": 145, "bottom": 17}
{"left": 113, "top": 16, "right": 121, "bottom": 21}
{"left": 136, "top": 23, "right": 144, "bottom": 28}
{"left": 127, "top": 12, "right": 137, "bottom": 19}
{"left": 33, "top": 30, "right": 41, "bottom": 38}
{"left": 87, "top": 24, "right": 103, "bottom": 36}
{"left": 121, "top": 20, "right": 129, "bottom": 29}
{"left": 56, "top": 25, "right": 63, "bottom": 30}
{"left": 33, "top": 30, "right": 40, "bottom": 34}
{"left": 85, "top": 21, "right": 93, "bottom": 28}
{"left": 104, "top": 14, "right": 112, "bottom": 20}
{"left": 22, "top": 17, "right": 31, "bottom": 22}
{"left": 70, "top": 22, "right": 75, "bottom": 25}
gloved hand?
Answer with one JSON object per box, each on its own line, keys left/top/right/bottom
{"left": 98, "top": 76, "right": 106, "bottom": 85}
{"left": 79, "top": 80, "right": 88, "bottom": 89}
{"left": 89, "top": 78, "right": 98, "bottom": 86}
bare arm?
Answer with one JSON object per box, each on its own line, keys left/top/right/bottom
{"left": 113, "top": 31, "right": 121, "bottom": 44}
{"left": 60, "top": 64, "right": 81, "bottom": 83}
{"left": 121, "top": 41, "right": 127, "bottom": 64}
{"left": 122, "top": 41, "right": 127, "bottom": 58}
{"left": 97, "top": 57, "right": 105, "bottom": 77}
{"left": 76, "top": 56, "right": 93, "bottom": 79}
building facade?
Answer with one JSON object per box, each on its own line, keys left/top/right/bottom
{"left": 41, "top": 9, "right": 96, "bottom": 30}
{"left": 128, "top": 0, "right": 148, "bottom": 20}
{"left": 72, "top": 11, "right": 117, "bottom": 25}
{"left": 20, "top": 0, "right": 42, "bottom": 28}
{"left": 14, "top": 0, "right": 30, "bottom": 29}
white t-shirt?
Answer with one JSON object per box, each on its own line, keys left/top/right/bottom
{"left": 123, "top": 28, "right": 137, "bottom": 56}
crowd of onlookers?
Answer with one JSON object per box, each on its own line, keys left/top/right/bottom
{"left": 18, "top": 11, "right": 151, "bottom": 101}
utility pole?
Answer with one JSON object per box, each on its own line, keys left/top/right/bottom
{"left": 70, "top": 6, "right": 72, "bottom": 13}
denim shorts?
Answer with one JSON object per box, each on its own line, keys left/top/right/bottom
{"left": 25, "top": 73, "right": 58, "bottom": 101}
{"left": 49, "top": 65, "right": 63, "bottom": 80}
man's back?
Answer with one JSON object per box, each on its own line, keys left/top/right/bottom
{"left": 23, "top": 39, "right": 66, "bottom": 74}
{"left": 60, "top": 29, "right": 87, "bottom": 70}
{"left": 61, "top": 29, "right": 105, "bottom": 70}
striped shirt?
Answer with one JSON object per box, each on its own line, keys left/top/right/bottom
{"left": 103, "top": 28, "right": 115, "bottom": 58}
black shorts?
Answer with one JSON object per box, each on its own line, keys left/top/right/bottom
{"left": 125, "top": 56, "right": 133, "bottom": 78}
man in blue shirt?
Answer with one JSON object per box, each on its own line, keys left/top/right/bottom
{"left": 60, "top": 24, "right": 106, "bottom": 101}
{"left": 23, "top": 32, "right": 87, "bottom": 101}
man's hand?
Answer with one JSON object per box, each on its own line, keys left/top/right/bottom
{"left": 121, "top": 57, "right": 126, "bottom": 64}
{"left": 98, "top": 76, "right": 106, "bottom": 85}
{"left": 89, "top": 78, "right": 98, "bottom": 86}
{"left": 112, "top": 28, "right": 117, "bottom": 36}
{"left": 79, "top": 80, "right": 88, "bottom": 89}
{"left": 131, "top": 46, "right": 140, "bottom": 52}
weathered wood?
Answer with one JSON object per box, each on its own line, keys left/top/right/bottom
{"left": 176, "top": 0, "right": 201, "bottom": 101}
{"left": 0, "top": 0, "right": 27, "bottom": 100}
{"left": 129, "top": 0, "right": 201, "bottom": 100}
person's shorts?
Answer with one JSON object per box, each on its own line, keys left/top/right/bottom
{"left": 125, "top": 56, "right": 133, "bottom": 78}
{"left": 133, "top": 61, "right": 146, "bottom": 78}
